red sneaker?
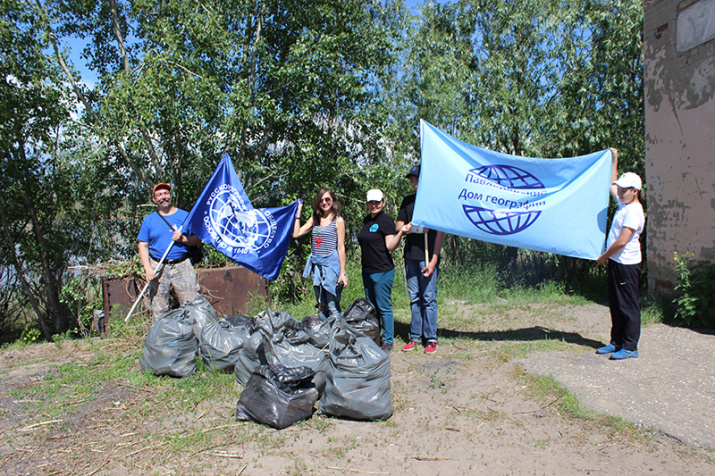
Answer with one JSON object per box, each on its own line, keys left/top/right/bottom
{"left": 401, "top": 341, "right": 418, "bottom": 352}
{"left": 424, "top": 342, "right": 437, "bottom": 354}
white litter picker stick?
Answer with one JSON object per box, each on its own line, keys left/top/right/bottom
{"left": 124, "top": 226, "right": 183, "bottom": 323}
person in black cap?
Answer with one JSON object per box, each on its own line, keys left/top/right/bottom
{"left": 137, "top": 183, "right": 201, "bottom": 321}
{"left": 395, "top": 165, "right": 445, "bottom": 354}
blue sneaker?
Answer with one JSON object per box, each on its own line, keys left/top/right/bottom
{"left": 610, "top": 349, "right": 638, "bottom": 360}
{"left": 596, "top": 344, "right": 617, "bottom": 354}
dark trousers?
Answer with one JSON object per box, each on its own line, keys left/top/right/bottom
{"left": 607, "top": 260, "right": 641, "bottom": 351}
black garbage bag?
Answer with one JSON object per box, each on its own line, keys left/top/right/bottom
{"left": 297, "top": 315, "right": 338, "bottom": 395}
{"left": 199, "top": 317, "right": 254, "bottom": 371}
{"left": 235, "top": 364, "right": 319, "bottom": 429}
{"left": 234, "top": 331, "right": 268, "bottom": 385}
{"left": 183, "top": 295, "right": 219, "bottom": 339}
{"left": 139, "top": 308, "right": 198, "bottom": 377}
{"left": 342, "top": 298, "right": 381, "bottom": 346}
{"left": 318, "top": 321, "right": 393, "bottom": 421}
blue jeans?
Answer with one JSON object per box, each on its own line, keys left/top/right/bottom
{"left": 362, "top": 269, "right": 395, "bottom": 345}
{"left": 405, "top": 259, "right": 438, "bottom": 343}
{"left": 313, "top": 285, "right": 341, "bottom": 321}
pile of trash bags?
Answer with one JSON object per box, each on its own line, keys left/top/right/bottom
{"left": 139, "top": 296, "right": 393, "bottom": 429}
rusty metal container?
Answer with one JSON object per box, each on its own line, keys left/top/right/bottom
{"left": 102, "top": 266, "right": 269, "bottom": 326}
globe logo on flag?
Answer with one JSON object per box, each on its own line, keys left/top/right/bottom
{"left": 472, "top": 165, "right": 545, "bottom": 189}
{"left": 463, "top": 206, "right": 541, "bottom": 236}
{"left": 463, "top": 165, "right": 545, "bottom": 236}
{"left": 207, "top": 187, "right": 276, "bottom": 252}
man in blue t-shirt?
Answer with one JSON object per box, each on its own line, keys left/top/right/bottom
{"left": 138, "top": 183, "right": 201, "bottom": 321}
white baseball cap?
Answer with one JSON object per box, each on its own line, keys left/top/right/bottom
{"left": 366, "top": 189, "right": 384, "bottom": 202}
{"left": 612, "top": 172, "right": 642, "bottom": 191}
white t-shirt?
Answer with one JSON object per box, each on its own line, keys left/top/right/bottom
{"left": 606, "top": 199, "right": 645, "bottom": 265}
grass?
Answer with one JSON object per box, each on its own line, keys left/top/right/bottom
{"left": 439, "top": 262, "right": 502, "bottom": 303}
{"left": 492, "top": 340, "right": 573, "bottom": 364}
{"left": 512, "top": 366, "right": 652, "bottom": 441}
{"left": 642, "top": 295, "right": 666, "bottom": 326}
{"left": 279, "top": 260, "right": 591, "bottom": 322}
{"left": 514, "top": 367, "right": 598, "bottom": 420}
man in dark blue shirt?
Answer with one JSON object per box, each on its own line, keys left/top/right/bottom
{"left": 396, "top": 166, "right": 445, "bottom": 354}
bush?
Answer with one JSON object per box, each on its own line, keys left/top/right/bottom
{"left": 59, "top": 273, "right": 102, "bottom": 337}
{"left": 672, "top": 252, "right": 715, "bottom": 329}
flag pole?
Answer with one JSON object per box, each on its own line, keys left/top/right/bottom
{"left": 124, "top": 226, "right": 182, "bottom": 323}
{"left": 424, "top": 232, "right": 429, "bottom": 266}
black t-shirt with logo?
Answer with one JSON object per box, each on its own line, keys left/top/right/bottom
{"left": 357, "top": 211, "right": 395, "bottom": 274}
{"left": 396, "top": 193, "right": 438, "bottom": 262}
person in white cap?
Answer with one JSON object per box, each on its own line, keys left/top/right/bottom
{"left": 357, "top": 189, "right": 407, "bottom": 352}
{"left": 596, "top": 148, "right": 645, "bottom": 360}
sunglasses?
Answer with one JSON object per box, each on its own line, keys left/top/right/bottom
{"left": 320, "top": 197, "right": 332, "bottom": 203}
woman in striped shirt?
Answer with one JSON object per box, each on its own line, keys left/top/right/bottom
{"left": 293, "top": 188, "right": 348, "bottom": 320}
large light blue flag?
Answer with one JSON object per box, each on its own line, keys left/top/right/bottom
{"left": 412, "top": 120, "right": 612, "bottom": 260}
{"left": 182, "top": 154, "right": 299, "bottom": 280}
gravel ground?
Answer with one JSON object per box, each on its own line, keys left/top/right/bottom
{"left": 519, "top": 321, "right": 715, "bottom": 448}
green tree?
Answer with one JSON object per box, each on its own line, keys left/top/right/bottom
{"left": 383, "top": 0, "right": 644, "bottom": 284}
{"left": 0, "top": 0, "right": 74, "bottom": 337}
{"left": 5, "top": 0, "right": 405, "bottom": 313}
{"left": 0, "top": 1, "right": 137, "bottom": 340}
{"left": 549, "top": 0, "right": 644, "bottom": 173}
{"left": 42, "top": 0, "right": 399, "bottom": 211}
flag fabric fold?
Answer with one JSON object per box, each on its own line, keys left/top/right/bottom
{"left": 412, "top": 120, "right": 612, "bottom": 260}
{"left": 182, "top": 154, "right": 298, "bottom": 280}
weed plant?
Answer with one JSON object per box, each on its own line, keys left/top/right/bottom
{"left": 672, "top": 251, "right": 715, "bottom": 328}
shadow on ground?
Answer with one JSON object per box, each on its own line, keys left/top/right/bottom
{"left": 394, "top": 321, "right": 603, "bottom": 349}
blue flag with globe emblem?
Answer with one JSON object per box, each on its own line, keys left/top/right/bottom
{"left": 412, "top": 120, "right": 612, "bottom": 260}
{"left": 182, "top": 154, "right": 299, "bottom": 280}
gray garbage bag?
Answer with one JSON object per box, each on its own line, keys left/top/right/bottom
{"left": 300, "top": 315, "right": 333, "bottom": 348}
{"left": 232, "top": 310, "right": 296, "bottom": 385}
{"left": 183, "top": 295, "right": 219, "bottom": 339}
{"left": 318, "top": 321, "right": 393, "bottom": 421}
{"left": 139, "top": 308, "right": 198, "bottom": 377}
{"left": 254, "top": 309, "right": 302, "bottom": 336}
{"left": 235, "top": 364, "right": 319, "bottom": 429}
{"left": 199, "top": 316, "right": 254, "bottom": 371}
{"left": 234, "top": 331, "right": 268, "bottom": 385}
{"left": 261, "top": 315, "right": 326, "bottom": 371}
{"left": 342, "top": 298, "right": 381, "bottom": 346}
{"left": 225, "top": 314, "right": 257, "bottom": 333}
